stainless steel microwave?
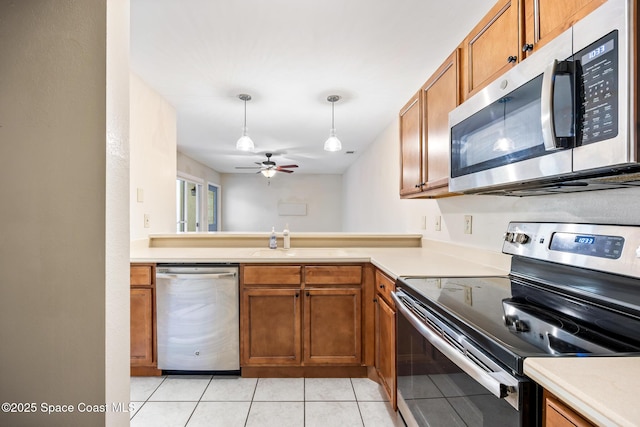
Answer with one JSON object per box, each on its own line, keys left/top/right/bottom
{"left": 449, "top": 0, "right": 639, "bottom": 196}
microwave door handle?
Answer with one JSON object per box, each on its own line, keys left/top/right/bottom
{"left": 392, "top": 292, "right": 514, "bottom": 401}
{"left": 541, "top": 59, "right": 560, "bottom": 151}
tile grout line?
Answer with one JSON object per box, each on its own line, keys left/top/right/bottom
{"left": 351, "top": 378, "right": 367, "bottom": 427}
{"left": 130, "top": 375, "right": 168, "bottom": 421}
{"left": 182, "top": 375, "right": 214, "bottom": 427}
{"left": 244, "top": 377, "right": 259, "bottom": 427}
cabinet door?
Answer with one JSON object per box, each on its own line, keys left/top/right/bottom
{"left": 462, "top": 0, "right": 521, "bottom": 99}
{"left": 544, "top": 391, "right": 594, "bottom": 427}
{"left": 241, "top": 289, "right": 301, "bottom": 366}
{"left": 399, "top": 92, "right": 423, "bottom": 196}
{"left": 523, "top": 0, "right": 606, "bottom": 57}
{"left": 375, "top": 295, "right": 396, "bottom": 409}
{"left": 421, "top": 49, "right": 460, "bottom": 195}
{"left": 304, "top": 288, "right": 362, "bottom": 365}
{"left": 130, "top": 288, "right": 154, "bottom": 367}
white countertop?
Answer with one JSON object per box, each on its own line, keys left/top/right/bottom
{"left": 525, "top": 357, "right": 640, "bottom": 426}
{"left": 130, "top": 238, "right": 511, "bottom": 278}
{"left": 131, "top": 236, "right": 639, "bottom": 424}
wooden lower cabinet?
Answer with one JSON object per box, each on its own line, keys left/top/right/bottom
{"left": 544, "top": 390, "right": 594, "bottom": 427}
{"left": 130, "top": 288, "right": 154, "bottom": 366}
{"left": 374, "top": 270, "right": 396, "bottom": 408}
{"left": 241, "top": 288, "right": 301, "bottom": 366}
{"left": 304, "top": 288, "right": 361, "bottom": 365}
{"left": 240, "top": 264, "right": 364, "bottom": 371}
{"left": 130, "top": 263, "right": 161, "bottom": 375}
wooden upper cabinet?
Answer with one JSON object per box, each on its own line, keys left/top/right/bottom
{"left": 523, "top": 0, "right": 607, "bottom": 58}
{"left": 461, "top": 0, "right": 521, "bottom": 99}
{"left": 399, "top": 50, "right": 461, "bottom": 199}
{"left": 399, "top": 91, "right": 423, "bottom": 196}
{"left": 421, "top": 49, "right": 461, "bottom": 196}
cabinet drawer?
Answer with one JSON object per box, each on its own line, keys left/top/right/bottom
{"left": 243, "top": 265, "right": 302, "bottom": 286}
{"left": 130, "top": 264, "right": 153, "bottom": 286}
{"left": 375, "top": 270, "right": 395, "bottom": 306}
{"left": 304, "top": 265, "right": 362, "bottom": 285}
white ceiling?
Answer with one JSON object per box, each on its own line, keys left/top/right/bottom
{"left": 130, "top": 0, "right": 496, "bottom": 174}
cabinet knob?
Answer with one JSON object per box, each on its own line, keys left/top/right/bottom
{"left": 522, "top": 43, "right": 534, "bottom": 52}
{"left": 373, "top": 298, "right": 378, "bottom": 303}
{"left": 295, "top": 293, "right": 299, "bottom": 298}
{"left": 379, "top": 284, "right": 385, "bottom": 289}
{"left": 507, "top": 55, "right": 517, "bottom": 64}
{"left": 306, "top": 292, "right": 310, "bottom": 297}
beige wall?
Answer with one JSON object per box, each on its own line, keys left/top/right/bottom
{"left": 343, "top": 117, "right": 640, "bottom": 252}
{"left": 0, "top": 1, "right": 130, "bottom": 426}
{"left": 130, "top": 72, "right": 177, "bottom": 240}
{"left": 221, "top": 173, "right": 343, "bottom": 232}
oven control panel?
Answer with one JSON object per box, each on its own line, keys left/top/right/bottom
{"left": 502, "top": 222, "right": 640, "bottom": 278}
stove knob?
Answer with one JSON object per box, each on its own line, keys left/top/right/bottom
{"left": 504, "top": 232, "right": 515, "bottom": 243}
{"left": 515, "top": 233, "right": 530, "bottom": 244}
{"left": 504, "top": 315, "right": 529, "bottom": 332}
{"left": 513, "top": 319, "right": 529, "bottom": 332}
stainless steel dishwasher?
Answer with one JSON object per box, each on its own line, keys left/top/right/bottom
{"left": 156, "top": 264, "right": 239, "bottom": 372}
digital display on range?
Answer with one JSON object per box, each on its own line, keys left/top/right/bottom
{"left": 550, "top": 232, "right": 624, "bottom": 259}
{"left": 578, "top": 31, "right": 618, "bottom": 146}
{"left": 574, "top": 235, "right": 596, "bottom": 244}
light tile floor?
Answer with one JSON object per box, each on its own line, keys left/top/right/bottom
{"left": 130, "top": 376, "right": 406, "bottom": 427}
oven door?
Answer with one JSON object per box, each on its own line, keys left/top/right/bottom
{"left": 392, "top": 290, "right": 539, "bottom": 427}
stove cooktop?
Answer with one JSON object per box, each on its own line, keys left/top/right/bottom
{"left": 397, "top": 274, "right": 640, "bottom": 375}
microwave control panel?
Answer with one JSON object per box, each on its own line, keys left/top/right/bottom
{"left": 578, "top": 30, "right": 618, "bottom": 146}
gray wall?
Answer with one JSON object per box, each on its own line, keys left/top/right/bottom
{"left": 0, "top": 1, "right": 130, "bottom": 426}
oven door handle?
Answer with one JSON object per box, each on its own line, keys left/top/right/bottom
{"left": 392, "top": 291, "right": 515, "bottom": 401}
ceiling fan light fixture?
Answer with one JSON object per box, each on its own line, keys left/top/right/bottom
{"left": 324, "top": 95, "right": 343, "bottom": 152}
{"left": 236, "top": 94, "right": 255, "bottom": 151}
{"left": 261, "top": 168, "right": 277, "bottom": 178}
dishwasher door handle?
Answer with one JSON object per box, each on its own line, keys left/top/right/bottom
{"left": 156, "top": 272, "right": 237, "bottom": 280}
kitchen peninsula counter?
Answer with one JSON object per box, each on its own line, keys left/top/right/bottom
{"left": 130, "top": 234, "right": 511, "bottom": 278}
{"left": 131, "top": 233, "right": 639, "bottom": 424}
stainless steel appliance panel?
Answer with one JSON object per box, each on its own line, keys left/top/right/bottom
{"left": 572, "top": 0, "right": 633, "bottom": 170}
{"left": 449, "top": 29, "right": 574, "bottom": 193}
{"left": 156, "top": 265, "right": 239, "bottom": 371}
{"left": 394, "top": 289, "right": 534, "bottom": 427}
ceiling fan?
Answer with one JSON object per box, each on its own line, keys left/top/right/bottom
{"left": 235, "top": 152, "right": 299, "bottom": 176}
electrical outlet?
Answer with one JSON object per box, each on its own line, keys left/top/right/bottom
{"left": 464, "top": 215, "right": 473, "bottom": 234}
{"left": 435, "top": 215, "right": 442, "bottom": 231}
{"left": 144, "top": 214, "right": 150, "bottom": 228}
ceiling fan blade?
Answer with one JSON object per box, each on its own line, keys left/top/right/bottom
{"left": 235, "top": 166, "right": 262, "bottom": 169}
{"left": 278, "top": 164, "right": 298, "bottom": 168}
{"left": 277, "top": 168, "right": 294, "bottom": 173}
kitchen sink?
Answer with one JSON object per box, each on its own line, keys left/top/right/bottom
{"left": 250, "top": 248, "right": 350, "bottom": 258}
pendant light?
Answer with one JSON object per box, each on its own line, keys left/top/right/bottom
{"left": 324, "top": 95, "right": 342, "bottom": 152}
{"left": 236, "top": 94, "right": 255, "bottom": 151}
